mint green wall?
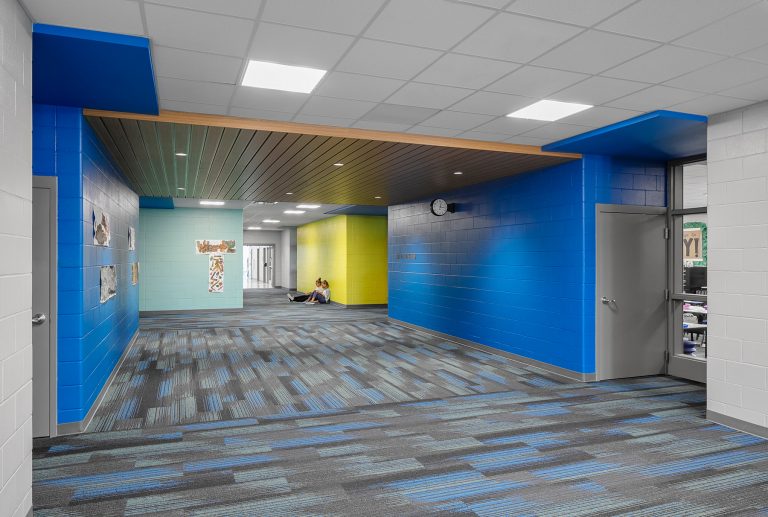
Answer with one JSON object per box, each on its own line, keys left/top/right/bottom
{"left": 139, "top": 208, "right": 244, "bottom": 311}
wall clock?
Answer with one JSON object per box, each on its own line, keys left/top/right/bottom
{"left": 430, "top": 198, "right": 455, "bottom": 216}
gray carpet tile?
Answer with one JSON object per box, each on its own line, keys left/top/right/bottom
{"left": 35, "top": 290, "right": 768, "bottom": 515}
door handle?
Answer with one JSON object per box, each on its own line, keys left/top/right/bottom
{"left": 601, "top": 297, "right": 616, "bottom": 305}
{"left": 32, "top": 313, "right": 47, "bottom": 326}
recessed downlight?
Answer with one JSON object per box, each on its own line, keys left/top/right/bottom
{"left": 242, "top": 60, "right": 326, "bottom": 93}
{"left": 286, "top": 192, "right": 293, "bottom": 195}
{"left": 247, "top": 226, "right": 262, "bottom": 230}
{"left": 507, "top": 99, "right": 592, "bottom": 122}
{"left": 284, "top": 210, "right": 305, "bottom": 214}
{"left": 333, "top": 163, "right": 344, "bottom": 167}
{"left": 263, "top": 219, "right": 280, "bottom": 223}
{"left": 177, "top": 187, "right": 186, "bottom": 190}
{"left": 297, "top": 204, "right": 320, "bottom": 209}
{"left": 200, "top": 200, "right": 225, "bottom": 206}
{"left": 453, "top": 171, "right": 463, "bottom": 175}
{"left": 175, "top": 152, "right": 187, "bottom": 157}
{"left": 374, "top": 196, "right": 382, "bottom": 199}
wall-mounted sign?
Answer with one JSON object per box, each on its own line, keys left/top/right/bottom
{"left": 195, "top": 239, "right": 236, "bottom": 254}
{"left": 683, "top": 227, "right": 703, "bottom": 261}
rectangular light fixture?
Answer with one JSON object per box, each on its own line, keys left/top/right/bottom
{"left": 242, "top": 60, "right": 326, "bottom": 93}
{"left": 200, "top": 200, "right": 225, "bottom": 206}
{"left": 283, "top": 210, "right": 305, "bottom": 214}
{"left": 247, "top": 226, "right": 261, "bottom": 230}
{"left": 507, "top": 99, "right": 592, "bottom": 122}
{"left": 263, "top": 219, "right": 280, "bottom": 223}
{"left": 296, "top": 204, "right": 320, "bottom": 209}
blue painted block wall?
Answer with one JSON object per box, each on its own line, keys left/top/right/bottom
{"left": 33, "top": 104, "right": 139, "bottom": 424}
{"left": 389, "top": 156, "right": 666, "bottom": 375}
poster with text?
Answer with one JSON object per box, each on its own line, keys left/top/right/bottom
{"left": 196, "top": 239, "right": 236, "bottom": 254}
{"left": 100, "top": 265, "right": 117, "bottom": 303}
{"left": 208, "top": 254, "right": 224, "bottom": 293}
{"left": 93, "top": 208, "right": 111, "bottom": 247}
{"left": 683, "top": 227, "right": 703, "bottom": 261}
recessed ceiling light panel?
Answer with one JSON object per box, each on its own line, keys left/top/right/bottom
{"left": 242, "top": 60, "right": 326, "bottom": 94}
{"left": 333, "top": 163, "right": 344, "bottom": 166}
{"left": 453, "top": 171, "right": 463, "bottom": 175}
{"left": 284, "top": 210, "right": 305, "bottom": 214}
{"left": 200, "top": 200, "right": 225, "bottom": 206}
{"left": 297, "top": 204, "right": 320, "bottom": 209}
{"left": 175, "top": 152, "right": 187, "bottom": 157}
{"left": 247, "top": 226, "right": 262, "bottom": 230}
{"left": 263, "top": 219, "right": 280, "bottom": 223}
{"left": 507, "top": 99, "right": 592, "bottom": 122}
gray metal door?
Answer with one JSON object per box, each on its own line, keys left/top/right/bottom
{"left": 32, "top": 177, "right": 57, "bottom": 437}
{"left": 596, "top": 205, "right": 667, "bottom": 380}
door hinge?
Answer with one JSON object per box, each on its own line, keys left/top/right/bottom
{"left": 664, "top": 227, "right": 670, "bottom": 239}
{"left": 664, "top": 289, "right": 670, "bottom": 301}
{"left": 664, "top": 349, "right": 670, "bottom": 364}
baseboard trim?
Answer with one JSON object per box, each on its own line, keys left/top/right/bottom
{"left": 330, "top": 301, "right": 388, "bottom": 309}
{"left": 388, "top": 318, "right": 596, "bottom": 383}
{"left": 57, "top": 329, "right": 139, "bottom": 436}
{"left": 140, "top": 307, "right": 242, "bottom": 316}
{"left": 707, "top": 410, "right": 768, "bottom": 440}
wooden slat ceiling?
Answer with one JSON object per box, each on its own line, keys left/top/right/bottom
{"left": 85, "top": 109, "right": 580, "bottom": 206}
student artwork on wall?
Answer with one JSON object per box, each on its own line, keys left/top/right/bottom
{"left": 93, "top": 208, "right": 111, "bottom": 247}
{"left": 128, "top": 226, "right": 136, "bottom": 250}
{"left": 196, "top": 239, "right": 236, "bottom": 254}
{"left": 208, "top": 254, "right": 224, "bottom": 293}
{"left": 100, "top": 265, "right": 117, "bottom": 303}
{"left": 131, "top": 262, "right": 139, "bottom": 285}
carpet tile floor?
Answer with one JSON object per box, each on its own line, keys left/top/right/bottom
{"left": 34, "top": 290, "right": 768, "bottom": 515}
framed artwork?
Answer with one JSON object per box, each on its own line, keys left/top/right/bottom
{"left": 131, "top": 262, "right": 139, "bottom": 285}
{"left": 195, "top": 239, "right": 236, "bottom": 255}
{"left": 100, "top": 265, "right": 117, "bottom": 303}
{"left": 208, "top": 254, "right": 224, "bottom": 293}
{"left": 93, "top": 208, "right": 111, "bottom": 247}
{"left": 128, "top": 227, "right": 136, "bottom": 250}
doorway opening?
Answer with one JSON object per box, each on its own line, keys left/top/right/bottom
{"left": 243, "top": 245, "right": 274, "bottom": 289}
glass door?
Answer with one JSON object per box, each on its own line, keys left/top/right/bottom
{"left": 667, "top": 157, "right": 708, "bottom": 382}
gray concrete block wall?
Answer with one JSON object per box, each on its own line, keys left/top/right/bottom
{"left": 0, "top": 0, "right": 33, "bottom": 515}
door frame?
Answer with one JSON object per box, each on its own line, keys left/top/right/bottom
{"left": 595, "top": 204, "right": 668, "bottom": 381}
{"left": 243, "top": 244, "right": 275, "bottom": 288}
{"left": 33, "top": 175, "right": 58, "bottom": 437}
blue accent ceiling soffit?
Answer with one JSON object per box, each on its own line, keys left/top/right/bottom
{"left": 33, "top": 24, "right": 159, "bottom": 115}
{"left": 140, "top": 196, "right": 174, "bottom": 209}
{"left": 543, "top": 110, "right": 707, "bottom": 161}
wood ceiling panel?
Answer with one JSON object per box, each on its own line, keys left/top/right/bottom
{"left": 85, "top": 110, "right": 579, "bottom": 206}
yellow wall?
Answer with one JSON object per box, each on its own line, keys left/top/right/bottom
{"left": 297, "top": 215, "right": 387, "bottom": 305}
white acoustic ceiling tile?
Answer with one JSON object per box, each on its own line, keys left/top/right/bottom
{"left": 145, "top": 0, "right": 262, "bottom": 18}
{"left": 292, "top": 114, "right": 355, "bottom": 127}
{"left": 534, "top": 30, "right": 659, "bottom": 74}
{"left": 720, "top": 77, "right": 768, "bottom": 101}
{"left": 504, "top": 135, "right": 552, "bottom": 146}
{"left": 352, "top": 121, "right": 413, "bottom": 132}
{"left": 471, "top": 117, "right": 545, "bottom": 135}
{"left": 160, "top": 100, "right": 229, "bottom": 115}
{"left": 228, "top": 106, "right": 295, "bottom": 121}
{"left": 145, "top": 3, "right": 255, "bottom": 57}
{"left": 261, "top": 0, "right": 385, "bottom": 35}
{"left": 459, "top": 130, "right": 511, "bottom": 142}
{"left": 449, "top": 91, "right": 535, "bottom": 116}
{"left": 315, "top": 72, "right": 405, "bottom": 102}
{"left": 22, "top": 0, "right": 144, "bottom": 35}
{"left": 359, "top": 104, "right": 439, "bottom": 125}
{"left": 157, "top": 77, "right": 235, "bottom": 106}
{"left": 551, "top": 76, "right": 649, "bottom": 105}
{"left": 249, "top": 23, "right": 354, "bottom": 70}
{"left": 606, "top": 85, "right": 703, "bottom": 111}
{"left": 365, "top": 0, "right": 494, "bottom": 50}
{"left": 385, "top": 83, "right": 474, "bottom": 110}
{"left": 455, "top": 12, "right": 582, "bottom": 63}
{"left": 604, "top": 45, "right": 724, "bottom": 84}
{"left": 521, "top": 122, "right": 593, "bottom": 140}
{"left": 486, "top": 66, "right": 588, "bottom": 98}
{"left": 415, "top": 54, "right": 520, "bottom": 90}
{"left": 507, "top": 0, "right": 635, "bottom": 27}
{"left": 337, "top": 39, "right": 442, "bottom": 80}
{"left": 153, "top": 46, "right": 244, "bottom": 84}
{"left": 597, "top": 0, "right": 758, "bottom": 43}
{"left": 230, "top": 87, "right": 308, "bottom": 113}
{"left": 407, "top": 126, "right": 464, "bottom": 137}
{"left": 559, "top": 106, "right": 641, "bottom": 127}
{"left": 665, "top": 58, "right": 768, "bottom": 94}
{"left": 420, "top": 111, "right": 495, "bottom": 131}
{"left": 299, "top": 96, "right": 376, "bottom": 119}
{"left": 741, "top": 43, "right": 768, "bottom": 64}
{"left": 671, "top": 95, "right": 757, "bottom": 116}
{"left": 674, "top": 2, "right": 768, "bottom": 56}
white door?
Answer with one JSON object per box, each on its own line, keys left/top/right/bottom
{"left": 596, "top": 205, "right": 667, "bottom": 380}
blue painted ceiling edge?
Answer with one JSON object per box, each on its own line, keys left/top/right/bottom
{"left": 543, "top": 110, "right": 708, "bottom": 161}
{"left": 33, "top": 23, "right": 159, "bottom": 115}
